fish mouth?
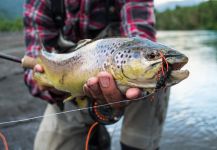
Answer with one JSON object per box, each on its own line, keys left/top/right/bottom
{"left": 167, "top": 54, "right": 188, "bottom": 70}
{"left": 156, "top": 54, "right": 189, "bottom": 88}
{"left": 167, "top": 54, "right": 189, "bottom": 84}
{"left": 169, "top": 69, "right": 189, "bottom": 85}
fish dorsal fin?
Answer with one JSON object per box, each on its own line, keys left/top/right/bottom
{"left": 74, "top": 39, "right": 92, "bottom": 50}
{"left": 57, "top": 32, "right": 76, "bottom": 52}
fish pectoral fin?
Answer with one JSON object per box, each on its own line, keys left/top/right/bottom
{"left": 33, "top": 72, "right": 53, "bottom": 88}
{"left": 63, "top": 95, "right": 74, "bottom": 103}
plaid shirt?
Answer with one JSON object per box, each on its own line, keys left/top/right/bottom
{"left": 24, "top": 0, "right": 156, "bottom": 103}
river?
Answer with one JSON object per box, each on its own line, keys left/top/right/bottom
{"left": 158, "top": 31, "right": 217, "bottom": 150}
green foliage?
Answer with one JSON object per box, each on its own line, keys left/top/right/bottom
{"left": 156, "top": 0, "right": 217, "bottom": 30}
{"left": 0, "top": 18, "right": 23, "bottom": 32}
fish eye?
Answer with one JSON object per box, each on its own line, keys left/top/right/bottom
{"left": 145, "top": 51, "right": 160, "bottom": 60}
{"left": 148, "top": 52, "right": 155, "bottom": 59}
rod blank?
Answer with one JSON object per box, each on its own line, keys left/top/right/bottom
{"left": 0, "top": 53, "right": 21, "bottom": 63}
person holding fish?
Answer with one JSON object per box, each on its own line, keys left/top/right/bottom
{"left": 23, "top": 0, "right": 172, "bottom": 150}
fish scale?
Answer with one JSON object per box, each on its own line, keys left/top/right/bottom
{"left": 33, "top": 37, "right": 189, "bottom": 101}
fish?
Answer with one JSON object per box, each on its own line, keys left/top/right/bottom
{"left": 32, "top": 37, "right": 189, "bottom": 102}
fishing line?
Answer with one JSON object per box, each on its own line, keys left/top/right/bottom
{"left": 0, "top": 93, "right": 154, "bottom": 126}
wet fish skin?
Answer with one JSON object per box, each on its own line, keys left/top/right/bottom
{"left": 33, "top": 37, "right": 189, "bottom": 99}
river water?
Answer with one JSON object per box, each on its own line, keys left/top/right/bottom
{"left": 158, "top": 31, "right": 217, "bottom": 150}
{"left": 109, "top": 31, "right": 217, "bottom": 150}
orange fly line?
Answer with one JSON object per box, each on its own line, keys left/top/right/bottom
{"left": 85, "top": 122, "right": 99, "bottom": 150}
{"left": 0, "top": 130, "right": 8, "bottom": 150}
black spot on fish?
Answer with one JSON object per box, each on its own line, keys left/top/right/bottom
{"left": 59, "top": 73, "right": 66, "bottom": 85}
{"left": 120, "top": 54, "right": 123, "bottom": 58}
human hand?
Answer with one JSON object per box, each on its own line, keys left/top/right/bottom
{"left": 83, "top": 71, "right": 142, "bottom": 109}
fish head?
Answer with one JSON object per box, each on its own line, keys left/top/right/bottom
{"left": 111, "top": 38, "right": 189, "bottom": 89}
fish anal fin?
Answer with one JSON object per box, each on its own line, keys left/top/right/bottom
{"left": 63, "top": 95, "right": 74, "bottom": 103}
{"left": 63, "top": 96, "right": 88, "bottom": 108}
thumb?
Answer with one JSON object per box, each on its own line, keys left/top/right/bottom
{"left": 34, "top": 64, "right": 44, "bottom": 73}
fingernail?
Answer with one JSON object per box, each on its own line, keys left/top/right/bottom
{"left": 35, "top": 64, "right": 43, "bottom": 72}
{"left": 99, "top": 77, "right": 110, "bottom": 88}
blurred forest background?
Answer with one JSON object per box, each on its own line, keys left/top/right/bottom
{"left": 0, "top": 0, "right": 216, "bottom": 31}
{"left": 156, "top": 0, "right": 217, "bottom": 30}
{"left": 0, "top": 0, "right": 23, "bottom": 31}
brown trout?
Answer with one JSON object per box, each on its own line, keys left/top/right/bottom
{"left": 33, "top": 37, "right": 189, "bottom": 101}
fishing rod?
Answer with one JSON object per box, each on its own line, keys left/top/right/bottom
{"left": 0, "top": 52, "right": 36, "bottom": 69}
{"left": 0, "top": 53, "right": 21, "bottom": 63}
